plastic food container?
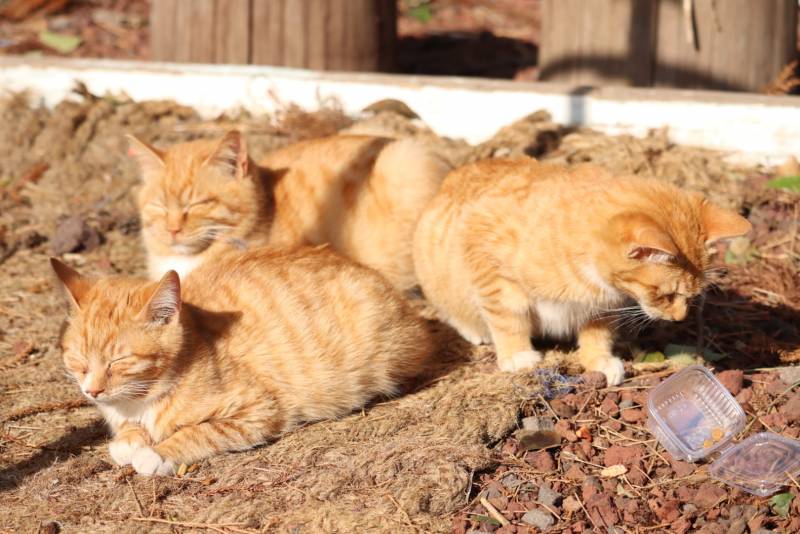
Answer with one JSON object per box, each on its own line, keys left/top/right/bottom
{"left": 647, "top": 365, "right": 800, "bottom": 496}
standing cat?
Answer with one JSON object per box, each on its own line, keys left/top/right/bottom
{"left": 413, "top": 159, "right": 751, "bottom": 385}
{"left": 130, "top": 131, "right": 450, "bottom": 289}
{"left": 52, "top": 246, "right": 433, "bottom": 475}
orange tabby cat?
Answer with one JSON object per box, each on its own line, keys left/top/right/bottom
{"left": 130, "top": 131, "right": 450, "bottom": 290}
{"left": 413, "top": 159, "right": 751, "bottom": 385}
{"left": 52, "top": 246, "right": 433, "bottom": 475}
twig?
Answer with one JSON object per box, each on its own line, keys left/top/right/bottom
{"left": 479, "top": 496, "right": 510, "bottom": 528}
{"left": 575, "top": 494, "right": 601, "bottom": 531}
{"left": 387, "top": 494, "right": 416, "bottom": 528}
{"left": 126, "top": 478, "right": 146, "bottom": 517}
{"left": 785, "top": 470, "right": 800, "bottom": 491}
{"left": 1, "top": 399, "right": 87, "bottom": 424}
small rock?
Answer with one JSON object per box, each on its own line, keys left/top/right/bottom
{"left": 564, "top": 464, "right": 585, "bottom": 481}
{"left": 500, "top": 473, "right": 522, "bottom": 489}
{"left": 575, "top": 426, "right": 592, "bottom": 441}
{"left": 669, "top": 457, "right": 696, "bottom": 478}
{"left": 728, "top": 518, "right": 747, "bottom": 534}
{"left": 525, "top": 450, "right": 556, "bottom": 472}
{"left": 736, "top": 387, "right": 753, "bottom": 404}
{"left": 562, "top": 495, "right": 582, "bottom": 513}
{"left": 695, "top": 483, "right": 726, "bottom": 509}
{"left": 482, "top": 482, "right": 503, "bottom": 499}
{"left": 603, "top": 445, "right": 644, "bottom": 467}
{"left": 620, "top": 407, "right": 643, "bottom": 423}
{"left": 579, "top": 371, "right": 607, "bottom": 389}
{"left": 683, "top": 503, "right": 698, "bottom": 514}
{"left": 581, "top": 476, "right": 602, "bottom": 500}
{"left": 618, "top": 399, "right": 635, "bottom": 410}
{"left": 778, "top": 366, "right": 800, "bottom": 385}
{"left": 779, "top": 395, "right": 800, "bottom": 423}
{"left": 766, "top": 380, "right": 788, "bottom": 396}
{"left": 555, "top": 420, "right": 577, "bottom": 442}
{"left": 716, "top": 370, "right": 744, "bottom": 396}
{"left": 38, "top": 522, "right": 61, "bottom": 534}
{"left": 521, "top": 508, "right": 554, "bottom": 530}
{"left": 549, "top": 399, "right": 576, "bottom": 418}
{"left": 51, "top": 216, "right": 101, "bottom": 255}
{"left": 600, "top": 397, "right": 619, "bottom": 417}
{"left": 537, "top": 485, "right": 563, "bottom": 508}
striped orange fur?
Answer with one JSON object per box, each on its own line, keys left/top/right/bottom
{"left": 413, "top": 159, "right": 751, "bottom": 385}
{"left": 131, "top": 131, "right": 450, "bottom": 290}
{"left": 51, "top": 246, "right": 433, "bottom": 475}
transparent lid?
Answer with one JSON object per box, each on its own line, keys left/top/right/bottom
{"left": 646, "top": 365, "right": 745, "bottom": 462}
{"left": 710, "top": 432, "right": 800, "bottom": 497}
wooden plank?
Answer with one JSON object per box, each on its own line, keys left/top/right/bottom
{"left": 214, "top": 0, "right": 250, "bottom": 63}
{"left": 250, "top": 0, "right": 395, "bottom": 71}
{"left": 150, "top": 0, "right": 178, "bottom": 62}
{"left": 251, "top": 0, "right": 286, "bottom": 66}
{"left": 653, "top": 0, "right": 796, "bottom": 92}
{"left": 539, "top": 0, "right": 657, "bottom": 86}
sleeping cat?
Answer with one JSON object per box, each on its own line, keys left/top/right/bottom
{"left": 413, "top": 159, "right": 751, "bottom": 385}
{"left": 129, "top": 131, "right": 450, "bottom": 290}
{"left": 51, "top": 246, "right": 433, "bottom": 475}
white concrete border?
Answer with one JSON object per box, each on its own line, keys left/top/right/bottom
{"left": 1, "top": 57, "right": 799, "bottom": 163}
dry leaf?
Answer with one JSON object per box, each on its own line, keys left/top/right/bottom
{"left": 600, "top": 464, "right": 628, "bottom": 478}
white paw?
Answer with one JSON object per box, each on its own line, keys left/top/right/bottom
{"left": 109, "top": 438, "right": 142, "bottom": 466}
{"left": 587, "top": 356, "right": 626, "bottom": 386}
{"left": 131, "top": 446, "right": 175, "bottom": 476}
{"left": 498, "top": 350, "right": 542, "bottom": 373}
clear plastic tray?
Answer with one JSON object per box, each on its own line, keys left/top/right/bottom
{"left": 646, "top": 365, "right": 800, "bottom": 496}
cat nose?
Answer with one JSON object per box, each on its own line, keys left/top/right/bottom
{"left": 168, "top": 227, "right": 182, "bottom": 238}
{"left": 85, "top": 387, "right": 105, "bottom": 398}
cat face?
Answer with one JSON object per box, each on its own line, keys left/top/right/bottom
{"left": 52, "top": 259, "right": 183, "bottom": 404}
{"left": 131, "top": 131, "right": 260, "bottom": 256}
{"left": 610, "top": 197, "right": 751, "bottom": 322}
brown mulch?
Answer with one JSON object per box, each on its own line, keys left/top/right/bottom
{"left": 0, "top": 88, "right": 798, "bottom": 533}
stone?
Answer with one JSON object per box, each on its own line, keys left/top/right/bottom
{"left": 521, "top": 509, "right": 554, "bottom": 530}
{"left": 525, "top": 450, "right": 556, "bottom": 472}
{"left": 537, "top": 485, "right": 563, "bottom": 508}
{"left": 694, "top": 483, "right": 726, "bottom": 509}
{"left": 716, "top": 370, "right": 744, "bottom": 396}
{"left": 549, "top": 399, "right": 576, "bottom": 418}
{"left": 618, "top": 399, "right": 635, "bottom": 410}
{"left": 51, "top": 215, "right": 101, "bottom": 255}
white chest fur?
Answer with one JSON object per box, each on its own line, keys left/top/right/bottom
{"left": 99, "top": 399, "right": 160, "bottom": 438}
{"left": 534, "top": 300, "right": 597, "bottom": 339}
{"left": 149, "top": 254, "right": 203, "bottom": 280}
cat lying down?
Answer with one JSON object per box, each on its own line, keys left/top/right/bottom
{"left": 52, "top": 246, "right": 433, "bottom": 475}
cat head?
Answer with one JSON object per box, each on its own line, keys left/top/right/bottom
{"left": 608, "top": 193, "right": 751, "bottom": 322}
{"left": 131, "top": 130, "right": 262, "bottom": 256}
{"left": 51, "top": 258, "right": 184, "bottom": 404}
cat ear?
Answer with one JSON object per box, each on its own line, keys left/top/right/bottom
{"left": 141, "top": 271, "right": 181, "bottom": 325}
{"left": 50, "top": 257, "right": 94, "bottom": 310}
{"left": 126, "top": 134, "right": 165, "bottom": 179}
{"left": 700, "top": 200, "right": 752, "bottom": 244}
{"left": 623, "top": 218, "right": 679, "bottom": 264}
{"left": 205, "top": 130, "right": 248, "bottom": 179}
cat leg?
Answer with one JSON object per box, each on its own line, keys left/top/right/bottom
{"left": 108, "top": 422, "right": 150, "bottom": 466}
{"left": 576, "top": 319, "right": 626, "bottom": 386}
{"left": 131, "top": 405, "right": 283, "bottom": 476}
{"left": 480, "top": 296, "right": 540, "bottom": 373}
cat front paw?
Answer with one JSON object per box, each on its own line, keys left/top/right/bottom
{"left": 131, "top": 446, "right": 175, "bottom": 476}
{"left": 585, "top": 356, "right": 626, "bottom": 387}
{"left": 109, "top": 438, "right": 142, "bottom": 466}
{"left": 498, "top": 350, "right": 542, "bottom": 373}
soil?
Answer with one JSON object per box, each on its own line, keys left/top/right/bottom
{"left": 0, "top": 88, "right": 799, "bottom": 533}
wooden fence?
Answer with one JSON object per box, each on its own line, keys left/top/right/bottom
{"left": 151, "top": 0, "right": 396, "bottom": 71}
